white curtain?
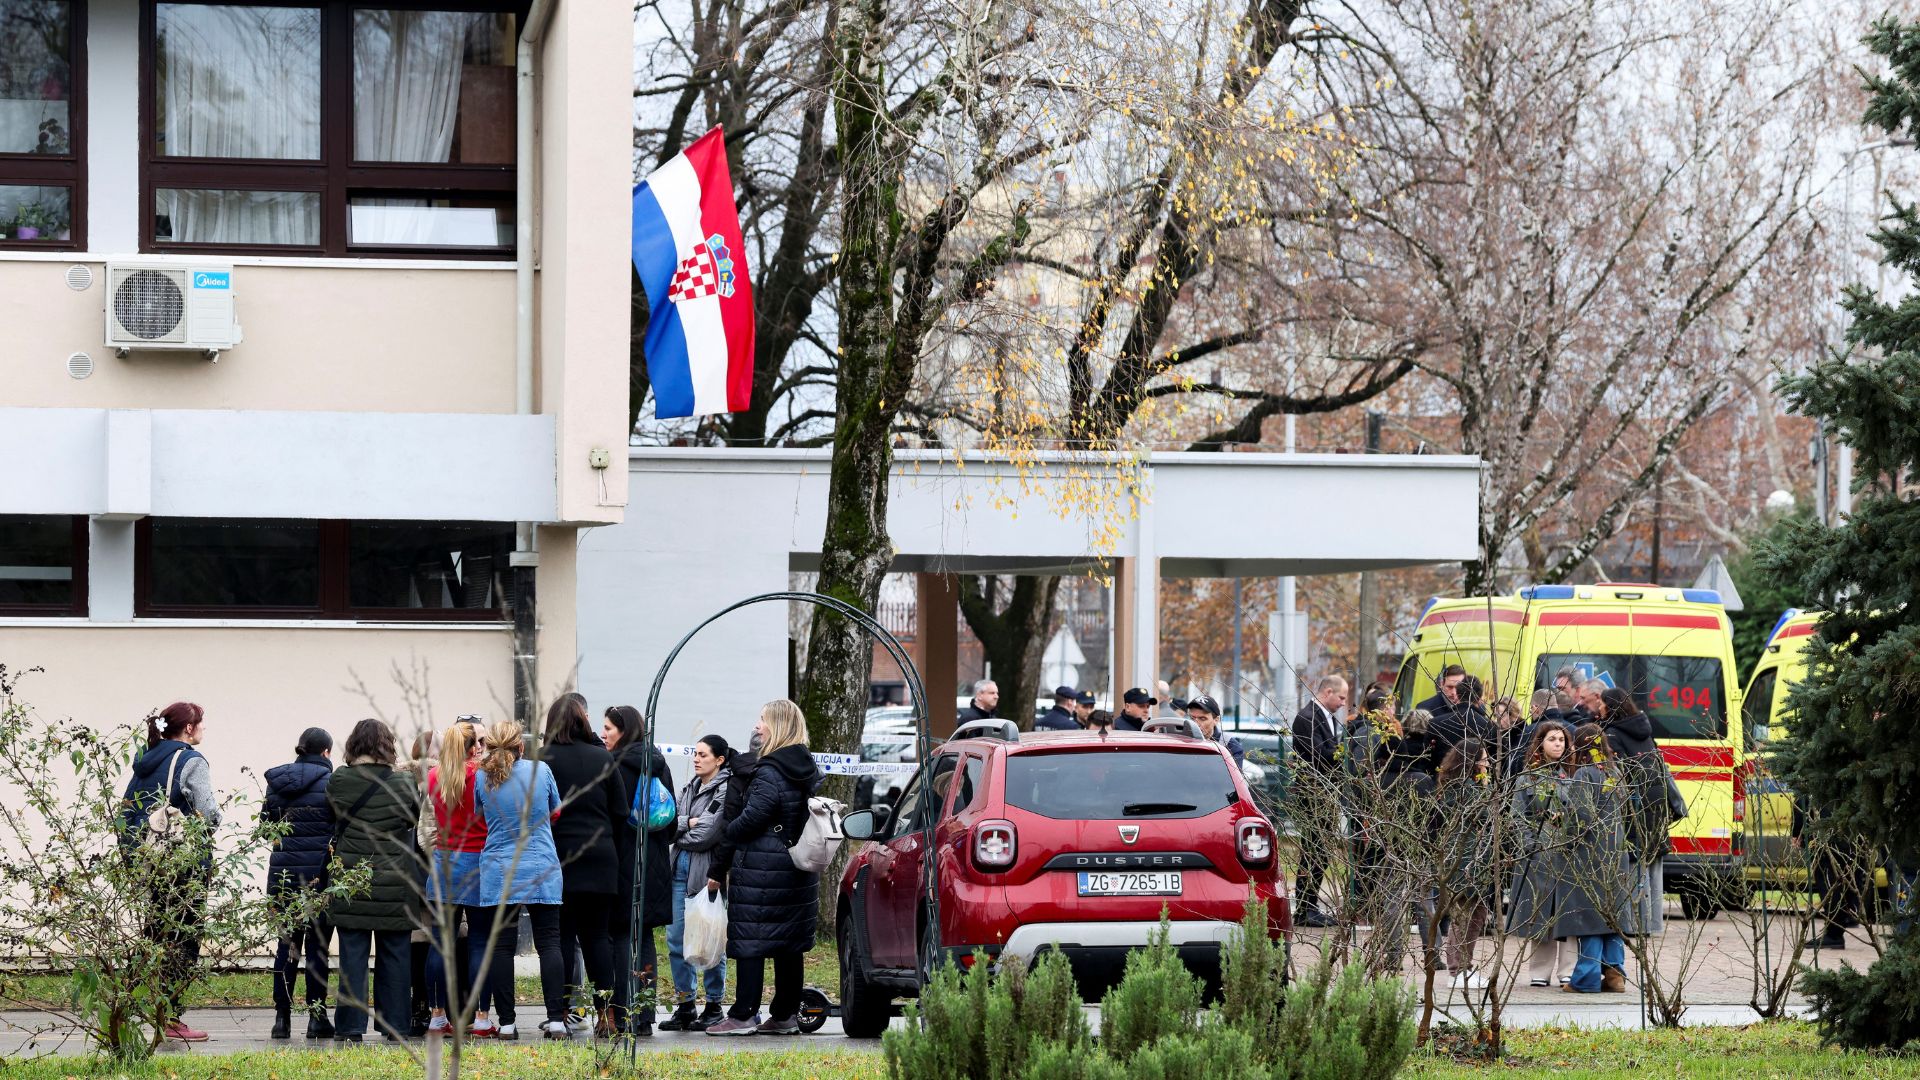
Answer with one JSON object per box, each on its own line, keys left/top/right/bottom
{"left": 352, "top": 11, "right": 486, "bottom": 245}
{"left": 0, "top": 0, "right": 71, "bottom": 154}
{"left": 156, "top": 4, "right": 320, "bottom": 244}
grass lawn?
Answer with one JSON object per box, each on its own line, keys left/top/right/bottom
{"left": 0, "top": 1044, "right": 887, "bottom": 1079}
{"left": 0, "top": 933, "right": 839, "bottom": 1012}
{"left": 1405, "top": 1022, "right": 1920, "bottom": 1078}
{"left": 0, "top": 1020, "right": 1909, "bottom": 1079}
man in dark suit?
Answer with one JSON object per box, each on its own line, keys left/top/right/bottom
{"left": 1035, "top": 686, "right": 1079, "bottom": 730}
{"left": 1427, "top": 673, "right": 1496, "bottom": 757}
{"left": 1415, "top": 664, "right": 1467, "bottom": 717}
{"left": 1290, "top": 674, "right": 1350, "bottom": 927}
{"left": 957, "top": 680, "right": 999, "bottom": 725}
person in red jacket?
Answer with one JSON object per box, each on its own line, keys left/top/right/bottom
{"left": 422, "top": 718, "right": 492, "bottom": 1036}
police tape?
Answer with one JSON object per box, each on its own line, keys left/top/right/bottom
{"left": 654, "top": 743, "right": 918, "bottom": 776}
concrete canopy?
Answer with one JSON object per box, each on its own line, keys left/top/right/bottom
{"left": 576, "top": 447, "right": 1480, "bottom": 747}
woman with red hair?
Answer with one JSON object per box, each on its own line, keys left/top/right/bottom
{"left": 120, "top": 701, "right": 222, "bottom": 1042}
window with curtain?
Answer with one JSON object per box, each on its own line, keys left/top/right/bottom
{"left": 143, "top": 1, "right": 518, "bottom": 257}
{"left": 0, "top": 0, "right": 82, "bottom": 249}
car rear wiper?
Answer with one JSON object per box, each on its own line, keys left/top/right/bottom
{"left": 1122, "top": 801, "right": 1197, "bottom": 816}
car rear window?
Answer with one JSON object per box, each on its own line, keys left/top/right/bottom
{"left": 1534, "top": 652, "right": 1728, "bottom": 740}
{"left": 1002, "top": 749, "right": 1237, "bottom": 820}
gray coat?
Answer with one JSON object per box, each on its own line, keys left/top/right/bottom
{"left": 674, "top": 768, "right": 730, "bottom": 898}
{"left": 1505, "top": 768, "right": 1568, "bottom": 940}
{"left": 1554, "top": 763, "right": 1636, "bottom": 939}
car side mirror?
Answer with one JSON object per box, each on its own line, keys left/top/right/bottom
{"left": 843, "top": 808, "right": 880, "bottom": 840}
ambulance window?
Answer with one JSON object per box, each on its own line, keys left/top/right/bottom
{"left": 1743, "top": 668, "right": 1777, "bottom": 751}
{"left": 1533, "top": 653, "right": 1728, "bottom": 740}
{"left": 1392, "top": 660, "right": 1422, "bottom": 714}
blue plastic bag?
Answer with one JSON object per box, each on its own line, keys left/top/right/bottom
{"left": 630, "top": 772, "right": 676, "bottom": 831}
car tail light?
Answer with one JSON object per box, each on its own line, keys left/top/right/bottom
{"left": 974, "top": 819, "right": 1017, "bottom": 871}
{"left": 1236, "top": 817, "right": 1275, "bottom": 868}
{"left": 1732, "top": 763, "right": 1747, "bottom": 823}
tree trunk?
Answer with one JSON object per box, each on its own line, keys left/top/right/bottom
{"left": 957, "top": 575, "right": 1062, "bottom": 731}
{"left": 1355, "top": 570, "right": 1378, "bottom": 690}
{"left": 798, "top": 0, "right": 906, "bottom": 934}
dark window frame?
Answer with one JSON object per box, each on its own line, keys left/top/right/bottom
{"left": 134, "top": 517, "right": 512, "bottom": 621}
{"left": 0, "top": 0, "right": 87, "bottom": 251}
{"left": 0, "top": 515, "right": 89, "bottom": 616}
{"left": 138, "top": 0, "right": 523, "bottom": 259}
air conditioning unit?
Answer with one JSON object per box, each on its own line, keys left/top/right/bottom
{"left": 105, "top": 260, "right": 243, "bottom": 359}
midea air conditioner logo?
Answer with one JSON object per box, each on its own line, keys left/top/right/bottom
{"left": 192, "top": 271, "right": 230, "bottom": 290}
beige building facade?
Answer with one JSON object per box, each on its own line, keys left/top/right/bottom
{"left": 0, "top": 0, "right": 630, "bottom": 796}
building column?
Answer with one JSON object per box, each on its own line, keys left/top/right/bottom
{"left": 1111, "top": 558, "right": 1135, "bottom": 701}
{"left": 915, "top": 573, "right": 959, "bottom": 738}
{"left": 1130, "top": 474, "right": 1160, "bottom": 703}
{"left": 87, "top": 518, "right": 135, "bottom": 621}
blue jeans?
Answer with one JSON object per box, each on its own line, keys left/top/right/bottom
{"left": 1568, "top": 934, "right": 1624, "bottom": 992}
{"left": 667, "top": 851, "right": 726, "bottom": 1003}
{"left": 424, "top": 905, "right": 492, "bottom": 1016}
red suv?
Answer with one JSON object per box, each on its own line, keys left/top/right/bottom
{"left": 834, "top": 720, "right": 1289, "bottom": 1037}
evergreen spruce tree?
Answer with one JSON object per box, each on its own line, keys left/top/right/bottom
{"left": 1762, "top": 15, "right": 1920, "bottom": 1050}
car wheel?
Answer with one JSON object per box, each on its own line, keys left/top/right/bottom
{"left": 1677, "top": 883, "right": 1720, "bottom": 921}
{"left": 839, "top": 916, "right": 891, "bottom": 1039}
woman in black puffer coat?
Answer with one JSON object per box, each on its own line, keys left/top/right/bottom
{"left": 263, "top": 727, "right": 336, "bottom": 1040}
{"left": 544, "top": 694, "right": 626, "bottom": 1034}
{"left": 705, "top": 700, "right": 820, "bottom": 1037}
{"left": 603, "top": 705, "right": 675, "bottom": 1034}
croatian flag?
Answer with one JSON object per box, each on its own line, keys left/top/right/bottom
{"left": 632, "top": 127, "right": 755, "bottom": 418}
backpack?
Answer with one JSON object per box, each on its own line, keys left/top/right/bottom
{"left": 785, "top": 796, "right": 847, "bottom": 874}
{"left": 144, "top": 749, "right": 189, "bottom": 843}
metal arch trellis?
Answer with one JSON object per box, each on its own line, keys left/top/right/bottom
{"left": 622, "top": 591, "right": 939, "bottom": 1058}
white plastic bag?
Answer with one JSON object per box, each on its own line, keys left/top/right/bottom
{"left": 683, "top": 887, "right": 728, "bottom": 972}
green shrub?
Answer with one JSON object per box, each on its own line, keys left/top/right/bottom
{"left": 1270, "top": 956, "right": 1416, "bottom": 1080}
{"left": 1798, "top": 924, "right": 1920, "bottom": 1051}
{"left": 885, "top": 950, "right": 1087, "bottom": 1080}
{"left": 1100, "top": 913, "right": 1203, "bottom": 1059}
{"left": 1126, "top": 1027, "right": 1263, "bottom": 1080}
{"left": 1217, "top": 898, "right": 1285, "bottom": 1046}
{"left": 1023, "top": 1041, "right": 1129, "bottom": 1080}
{"left": 1024, "top": 1027, "right": 1261, "bottom": 1080}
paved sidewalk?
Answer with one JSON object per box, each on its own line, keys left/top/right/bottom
{"left": 2, "top": 903, "right": 1843, "bottom": 1057}
{"left": 1286, "top": 899, "right": 1844, "bottom": 1013}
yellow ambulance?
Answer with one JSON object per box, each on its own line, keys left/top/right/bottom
{"left": 1392, "top": 584, "right": 1745, "bottom": 918}
{"left": 1737, "top": 609, "right": 1895, "bottom": 900}
{"left": 1737, "top": 608, "right": 1819, "bottom": 874}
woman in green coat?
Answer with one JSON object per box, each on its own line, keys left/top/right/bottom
{"left": 328, "top": 719, "right": 423, "bottom": 1041}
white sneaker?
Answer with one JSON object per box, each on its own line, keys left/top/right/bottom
{"left": 542, "top": 1021, "right": 571, "bottom": 1040}
{"left": 1449, "top": 971, "right": 1488, "bottom": 990}
{"left": 564, "top": 1012, "right": 593, "bottom": 1035}
{"left": 495, "top": 1023, "right": 518, "bottom": 1041}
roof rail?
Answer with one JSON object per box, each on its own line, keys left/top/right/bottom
{"left": 1141, "top": 717, "right": 1205, "bottom": 740}
{"left": 951, "top": 719, "right": 1020, "bottom": 744}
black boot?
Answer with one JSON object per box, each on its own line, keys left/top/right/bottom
{"left": 691, "top": 1003, "right": 724, "bottom": 1031}
{"left": 306, "top": 1004, "right": 335, "bottom": 1040}
{"left": 657, "top": 1002, "right": 698, "bottom": 1031}
{"left": 270, "top": 1009, "right": 292, "bottom": 1040}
